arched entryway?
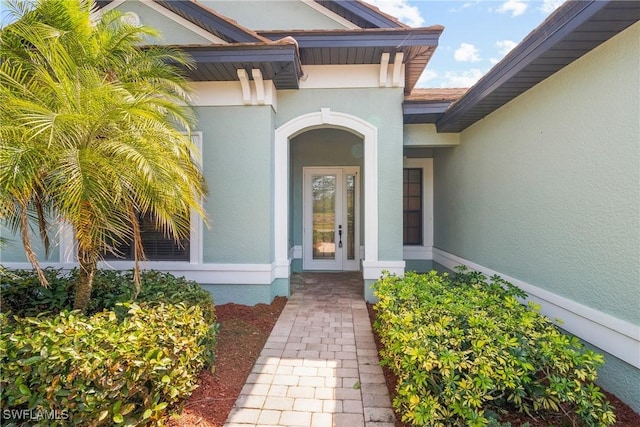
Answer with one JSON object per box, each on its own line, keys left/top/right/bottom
{"left": 273, "top": 108, "right": 379, "bottom": 280}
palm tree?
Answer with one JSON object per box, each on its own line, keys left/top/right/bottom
{"left": 0, "top": 0, "right": 208, "bottom": 312}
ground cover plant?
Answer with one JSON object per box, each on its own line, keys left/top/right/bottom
{"left": 0, "top": 269, "right": 217, "bottom": 426}
{"left": 373, "top": 269, "right": 616, "bottom": 427}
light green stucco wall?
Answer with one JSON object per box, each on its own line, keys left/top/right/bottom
{"left": 0, "top": 225, "right": 60, "bottom": 263}
{"left": 289, "top": 129, "right": 365, "bottom": 250}
{"left": 404, "top": 124, "right": 459, "bottom": 147}
{"left": 278, "top": 88, "right": 405, "bottom": 262}
{"left": 203, "top": 0, "right": 349, "bottom": 31}
{"left": 111, "top": 1, "right": 213, "bottom": 45}
{"left": 197, "top": 106, "right": 275, "bottom": 264}
{"left": 433, "top": 23, "right": 640, "bottom": 410}
{"left": 434, "top": 23, "right": 639, "bottom": 323}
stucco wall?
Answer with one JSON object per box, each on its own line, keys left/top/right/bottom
{"left": 110, "top": 1, "right": 214, "bottom": 45}
{"left": 404, "top": 124, "right": 459, "bottom": 147}
{"left": 0, "top": 226, "right": 60, "bottom": 263}
{"left": 204, "top": 0, "right": 349, "bottom": 30}
{"left": 434, "top": 23, "right": 639, "bottom": 408}
{"left": 197, "top": 106, "right": 275, "bottom": 264}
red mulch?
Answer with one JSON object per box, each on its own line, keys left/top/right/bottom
{"left": 167, "top": 297, "right": 287, "bottom": 427}
{"left": 166, "top": 296, "right": 638, "bottom": 426}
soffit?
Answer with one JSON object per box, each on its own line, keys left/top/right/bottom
{"left": 259, "top": 27, "right": 443, "bottom": 93}
{"left": 179, "top": 43, "right": 303, "bottom": 89}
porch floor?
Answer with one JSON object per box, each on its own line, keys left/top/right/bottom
{"left": 224, "top": 272, "right": 395, "bottom": 427}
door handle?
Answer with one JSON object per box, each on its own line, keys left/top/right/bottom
{"left": 338, "top": 225, "right": 343, "bottom": 248}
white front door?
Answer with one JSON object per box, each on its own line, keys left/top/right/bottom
{"left": 303, "top": 167, "right": 360, "bottom": 271}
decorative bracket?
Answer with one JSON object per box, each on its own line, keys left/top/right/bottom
{"left": 379, "top": 52, "right": 404, "bottom": 88}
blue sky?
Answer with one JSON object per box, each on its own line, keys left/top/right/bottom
{"left": 364, "top": 0, "right": 566, "bottom": 88}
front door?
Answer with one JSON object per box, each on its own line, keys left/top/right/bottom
{"left": 303, "top": 167, "right": 360, "bottom": 271}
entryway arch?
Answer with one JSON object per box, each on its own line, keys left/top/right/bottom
{"left": 274, "top": 108, "right": 378, "bottom": 278}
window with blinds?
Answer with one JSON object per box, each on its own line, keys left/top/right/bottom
{"left": 104, "top": 213, "right": 190, "bottom": 261}
{"left": 403, "top": 168, "right": 423, "bottom": 245}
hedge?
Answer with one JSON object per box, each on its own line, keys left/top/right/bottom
{"left": 373, "top": 269, "right": 615, "bottom": 427}
{"left": 0, "top": 269, "right": 217, "bottom": 426}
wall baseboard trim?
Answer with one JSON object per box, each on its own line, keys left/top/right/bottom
{"left": 362, "top": 260, "right": 405, "bottom": 280}
{"left": 432, "top": 248, "right": 640, "bottom": 369}
{"left": 2, "top": 261, "right": 286, "bottom": 285}
{"left": 403, "top": 245, "right": 433, "bottom": 260}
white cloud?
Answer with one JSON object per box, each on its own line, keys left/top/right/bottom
{"left": 442, "top": 69, "right": 485, "bottom": 87}
{"left": 454, "top": 43, "right": 481, "bottom": 62}
{"left": 448, "top": 1, "right": 480, "bottom": 13}
{"left": 496, "top": 39, "right": 517, "bottom": 55}
{"left": 416, "top": 69, "right": 438, "bottom": 87}
{"left": 363, "top": 0, "right": 425, "bottom": 27}
{"left": 496, "top": 0, "right": 528, "bottom": 17}
{"left": 539, "top": 0, "right": 566, "bottom": 14}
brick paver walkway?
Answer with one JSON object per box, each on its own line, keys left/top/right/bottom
{"left": 224, "top": 272, "right": 395, "bottom": 427}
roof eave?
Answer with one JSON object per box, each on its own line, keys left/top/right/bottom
{"left": 312, "top": 0, "right": 408, "bottom": 28}
{"left": 260, "top": 28, "right": 443, "bottom": 92}
{"left": 180, "top": 44, "right": 303, "bottom": 89}
{"left": 153, "top": 0, "right": 269, "bottom": 43}
{"left": 436, "top": 0, "right": 640, "bottom": 133}
{"left": 403, "top": 101, "right": 453, "bottom": 124}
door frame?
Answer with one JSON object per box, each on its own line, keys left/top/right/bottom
{"left": 302, "top": 166, "right": 360, "bottom": 271}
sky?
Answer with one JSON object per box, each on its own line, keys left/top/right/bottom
{"left": 364, "top": 0, "right": 567, "bottom": 88}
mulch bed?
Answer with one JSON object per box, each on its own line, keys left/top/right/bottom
{"left": 168, "top": 296, "right": 638, "bottom": 426}
{"left": 167, "top": 297, "right": 287, "bottom": 427}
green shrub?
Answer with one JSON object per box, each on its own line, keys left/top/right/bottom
{"left": 0, "top": 302, "right": 216, "bottom": 426}
{"left": 0, "top": 268, "right": 74, "bottom": 317}
{"left": 0, "top": 268, "right": 216, "bottom": 425}
{"left": 373, "top": 269, "right": 615, "bottom": 427}
{"left": 1, "top": 268, "right": 216, "bottom": 324}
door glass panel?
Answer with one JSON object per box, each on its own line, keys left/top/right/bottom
{"left": 346, "top": 175, "right": 355, "bottom": 260}
{"left": 312, "top": 175, "right": 336, "bottom": 260}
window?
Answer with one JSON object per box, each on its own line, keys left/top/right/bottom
{"left": 403, "top": 168, "right": 422, "bottom": 245}
{"left": 105, "top": 213, "right": 190, "bottom": 261}
{"left": 103, "top": 132, "right": 200, "bottom": 263}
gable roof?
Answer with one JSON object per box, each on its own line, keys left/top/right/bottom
{"left": 434, "top": 0, "right": 640, "bottom": 133}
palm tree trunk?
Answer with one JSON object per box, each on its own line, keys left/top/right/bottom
{"left": 19, "top": 200, "right": 49, "bottom": 287}
{"left": 129, "top": 207, "right": 143, "bottom": 300}
{"left": 74, "top": 247, "right": 97, "bottom": 312}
